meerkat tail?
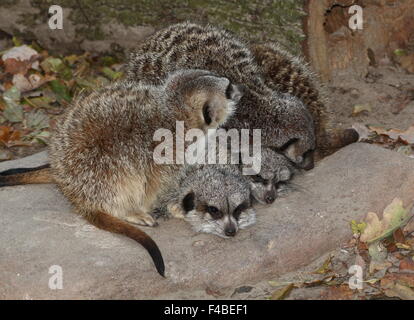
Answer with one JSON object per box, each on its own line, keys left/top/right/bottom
{"left": 0, "top": 165, "right": 53, "bottom": 187}
{"left": 317, "top": 128, "right": 359, "bottom": 158}
{"left": 86, "top": 211, "right": 165, "bottom": 277}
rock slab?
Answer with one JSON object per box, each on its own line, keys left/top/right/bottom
{"left": 1, "top": 143, "right": 414, "bottom": 299}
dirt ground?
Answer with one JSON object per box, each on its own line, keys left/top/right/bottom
{"left": 328, "top": 66, "right": 414, "bottom": 132}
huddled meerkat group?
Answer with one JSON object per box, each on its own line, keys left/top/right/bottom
{"left": 0, "top": 22, "right": 358, "bottom": 276}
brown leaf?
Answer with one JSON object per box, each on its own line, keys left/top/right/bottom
{"left": 270, "top": 283, "right": 294, "bottom": 300}
{"left": 205, "top": 287, "right": 225, "bottom": 298}
{"left": 399, "top": 258, "right": 414, "bottom": 273}
{"left": 393, "top": 228, "right": 406, "bottom": 244}
{"left": 312, "top": 255, "right": 333, "bottom": 274}
{"left": 0, "top": 126, "right": 21, "bottom": 146}
{"left": 320, "top": 285, "right": 356, "bottom": 300}
{"left": 381, "top": 273, "right": 414, "bottom": 288}
{"left": 368, "top": 126, "right": 414, "bottom": 145}
{"left": 397, "top": 53, "right": 414, "bottom": 73}
{"left": 3, "top": 58, "right": 31, "bottom": 75}
{"left": 381, "top": 273, "right": 414, "bottom": 300}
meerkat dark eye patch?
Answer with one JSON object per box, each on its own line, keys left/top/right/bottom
{"left": 206, "top": 206, "right": 223, "bottom": 219}
{"left": 202, "top": 102, "right": 212, "bottom": 125}
{"left": 182, "top": 192, "right": 195, "bottom": 212}
{"left": 233, "top": 201, "right": 249, "bottom": 219}
{"left": 251, "top": 174, "right": 266, "bottom": 184}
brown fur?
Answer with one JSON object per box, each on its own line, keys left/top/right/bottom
{"left": 250, "top": 42, "right": 358, "bottom": 158}
{"left": 1, "top": 69, "right": 240, "bottom": 276}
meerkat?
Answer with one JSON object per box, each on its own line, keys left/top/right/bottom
{"left": 151, "top": 165, "right": 255, "bottom": 238}
{"left": 250, "top": 42, "right": 359, "bottom": 158}
{"left": 127, "top": 22, "right": 317, "bottom": 170}
{"left": 0, "top": 69, "right": 243, "bottom": 276}
{"left": 239, "top": 147, "right": 293, "bottom": 205}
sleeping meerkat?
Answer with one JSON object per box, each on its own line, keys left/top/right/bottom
{"left": 127, "top": 22, "right": 316, "bottom": 169}
{"left": 151, "top": 165, "right": 255, "bottom": 238}
{"left": 250, "top": 42, "right": 359, "bottom": 159}
{"left": 127, "top": 22, "right": 359, "bottom": 167}
{"left": 0, "top": 69, "right": 243, "bottom": 276}
{"left": 240, "top": 147, "right": 293, "bottom": 205}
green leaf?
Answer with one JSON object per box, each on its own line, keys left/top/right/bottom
{"left": 49, "top": 80, "right": 72, "bottom": 102}
{"left": 41, "top": 57, "right": 72, "bottom": 80}
{"left": 351, "top": 220, "right": 367, "bottom": 235}
{"left": 40, "top": 57, "right": 63, "bottom": 73}
{"left": 101, "top": 56, "right": 117, "bottom": 66}
{"left": 12, "top": 36, "right": 23, "bottom": 47}
{"left": 26, "top": 110, "right": 50, "bottom": 130}
{"left": 25, "top": 96, "right": 54, "bottom": 109}
{"left": 3, "top": 86, "right": 21, "bottom": 105}
{"left": 75, "top": 77, "right": 97, "bottom": 89}
{"left": 3, "top": 103, "right": 23, "bottom": 123}
{"left": 102, "top": 67, "right": 123, "bottom": 81}
{"left": 33, "top": 130, "right": 50, "bottom": 144}
{"left": 394, "top": 49, "right": 407, "bottom": 57}
{"left": 3, "top": 86, "right": 23, "bottom": 123}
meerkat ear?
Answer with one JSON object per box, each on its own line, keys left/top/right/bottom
{"left": 277, "top": 166, "right": 291, "bottom": 182}
{"left": 182, "top": 191, "right": 195, "bottom": 212}
{"left": 225, "top": 83, "right": 245, "bottom": 103}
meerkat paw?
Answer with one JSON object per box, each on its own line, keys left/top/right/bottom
{"left": 125, "top": 213, "right": 158, "bottom": 227}
{"left": 167, "top": 203, "right": 186, "bottom": 219}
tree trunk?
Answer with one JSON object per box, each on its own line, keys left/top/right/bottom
{"left": 304, "top": 0, "right": 414, "bottom": 81}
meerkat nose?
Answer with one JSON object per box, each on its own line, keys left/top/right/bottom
{"left": 225, "top": 226, "right": 236, "bottom": 237}
{"left": 265, "top": 193, "right": 275, "bottom": 204}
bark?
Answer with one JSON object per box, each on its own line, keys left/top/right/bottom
{"left": 304, "top": 0, "right": 414, "bottom": 81}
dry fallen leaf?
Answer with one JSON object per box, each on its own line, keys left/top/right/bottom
{"left": 12, "top": 73, "right": 53, "bottom": 93}
{"left": 368, "top": 126, "right": 414, "bottom": 145}
{"left": 352, "top": 104, "right": 372, "bottom": 116}
{"left": 270, "top": 283, "right": 294, "bottom": 300}
{"left": 360, "top": 198, "right": 413, "bottom": 244}
{"left": 312, "top": 255, "right": 333, "bottom": 275}
{"left": 2, "top": 45, "right": 39, "bottom": 75}
{"left": 399, "top": 258, "right": 414, "bottom": 272}
{"left": 320, "top": 285, "right": 356, "bottom": 300}
{"left": 380, "top": 273, "right": 414, "bottom": 300}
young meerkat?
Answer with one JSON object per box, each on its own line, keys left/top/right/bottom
{"left": 127, "top": 22, "right": 316, "bottom": 170}
{"left": 212, "top": 143, "right": 294, "bottom": 205}
{"left": 0, "top": 69, "right": 243, "bottom": 276}
{"left": 240, "top": 147, "right": 293, "bottom": 205}
{"left": 151, "top": 165, "right": 255, "bottom": 238}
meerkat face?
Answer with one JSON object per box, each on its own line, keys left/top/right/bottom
{"left": 191, "top": 75, "right": 243, "bottom": 130}
{"left": 242, "top": 148, "right": 293, "bottom": 205}
{"left": 179, "top": 168, "right": 255, "bottom": 238}
{"left": 167, "top": 70, "right": 244, "bottom": 130}
{"left": 266, "top": 93, "right": 316, "bottom": 170}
